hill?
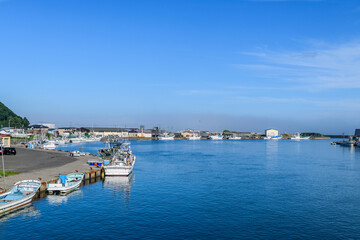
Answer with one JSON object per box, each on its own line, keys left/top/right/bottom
{"left": 0, "top": 102, "right": 30, "bottom": 129}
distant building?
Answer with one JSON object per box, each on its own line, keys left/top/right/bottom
{"left": 354, "top": 129, "right": 360, "bottom": 138}
{"left": 223, "top": 131, "right": 255, "bottom": 139}
{"left": 58, "top": 127, "right": 78, "bottom": 135}
{"left": 28, "top": 124, "right": 49, "bottom": 134}
{"left": 138, "top": 129, "right": 152, "bottom": 138}
{"left": 90, "top": 127, "right": 128, "bottom": 137}
{"left": 128, "top": 129, "right": 140, "bottom": 138}
{"left": 0, "top": 133, "right": 11, "bottom": 147}
{"left": 152, "top": 127, "right": 165, "bottom": 138}
{"left": 265, "top": 129, "right": 279, "bottom": 137}
{"left": 0, "top": 128, "right": 29, "bottom": 138}
{"left": 181, "top": 129, "right": 200, "bottom": 138}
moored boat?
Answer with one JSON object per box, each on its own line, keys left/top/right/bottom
{"left": 186, "top": 135, "right": 201, "bottom": 140}
{"left": 228, "top": 136, "right": 242, "bottom": 140}
{"left": 338, "top": 140, "right": 355, "bottom": 147}
{"left": 210, "top": 135, "right": 223, "bottom": 140}
{"left": 42, "top": 142, "right": 56, "bottom": 150}
{"left": 0, "top": 180, "right": 41, "bottom": 214}
{"left": 291, "top": 133, "right": 310, "bottom": 140}
{"left": 102, "top": 142, "right": 136, "bottom": 177}
{"left": 158, "top": 135, "right": 175, "bottom": 140}
{"left": 69, "top": 137, "right": 87, "bottom": 143}
{"left": 47, "top": 173, "right": 84, "bottom": 195}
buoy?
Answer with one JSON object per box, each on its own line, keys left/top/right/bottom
{"left": 101, "top": 168, "right": 105, "bottom": 179}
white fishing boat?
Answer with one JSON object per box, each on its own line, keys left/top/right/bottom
{"left": 210, "top": 135, "right": 223, "bottom": 140}
{"left": 55, "top": 138, "right": 68, "bottom": 145}
{"left": 70, "top": 137, "right": 87, "bottom": 143}
{"left": 228, "top": 136, "right": 242, "bottom": 140}
{"left": 0, "top": 180, "right": 41, "bottom": 214}
{"left": 271, "top": 136, "right": 282, "bottom": 140}
{"left": 54, "top": 139, "right": 65, "bottom": 145}
{"left": 102, "top": 142, "right": 136, "bottom": 177}
{"left": 47, "top": 173, "right": 84, "bottom": 195}
{"left": 186, "top": 135, "right": 201, "bottom": 140}
{"left": 158, "top": 135, "right": 175, "bottom": 140}
{"left": 42, "top": 142, "right": 56, "bottom": 150}
{"left": 291, "top": 133, "right": 310, "bottom": 140}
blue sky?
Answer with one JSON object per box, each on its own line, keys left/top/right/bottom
{"left": 1, "top": 0, "right": 360, "bottom": 134}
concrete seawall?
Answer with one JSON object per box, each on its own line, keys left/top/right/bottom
{"left": 0, "top": 146, "right": 98, "bottom": 190}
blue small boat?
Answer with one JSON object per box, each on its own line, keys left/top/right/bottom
{"left": 0, "top": 180, "right": 41, "bottom": 215}
{"left": 47, "top": 173, "right": 84, "bottom": 195}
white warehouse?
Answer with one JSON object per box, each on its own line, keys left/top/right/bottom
{"left": 265, "top": 129, "right": 279, "bottom": 137}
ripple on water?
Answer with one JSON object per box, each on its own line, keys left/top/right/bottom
{"left": 2, "top": 140, "right": 360, "bottom": 239}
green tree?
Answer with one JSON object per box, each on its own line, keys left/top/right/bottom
{"left": 0, "top": 102, "right": 30, "bottom": 128}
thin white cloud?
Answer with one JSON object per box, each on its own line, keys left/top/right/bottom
{"left": 232, "top": 64, "right": 291, "bottom": 71}
{"left": 236, "top": 41, "right": 360, "bottom": 89}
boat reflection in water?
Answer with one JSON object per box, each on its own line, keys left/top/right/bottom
{"left": 0, "top": 204, "right": 40, "bottom": 222}
{"left": 47, "top": 189, "right": 83, "bottom": 206}
{"left": 103, "top": 173, "right": 134, "bottom": 203}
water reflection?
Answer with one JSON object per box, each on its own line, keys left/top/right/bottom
{"left": 103, "top": 174, "right": 134, "bottom": 204}
{"left": 83, "top": 176, "right": 102, "bottom": 185}
{"left": 265, "top": 140, "right": 279, "bottom": 156}
{"left": 47, "top": 190, "right": 83, "bottom": 206}
{"left": 265, "top": 140, "right": 279, "bottom": 170}
{"left": 0, "top": 204, "right": 40, "bottom": 222}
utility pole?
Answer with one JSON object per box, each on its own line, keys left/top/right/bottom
{"left": 1, "top": 142, "right": 5, "bottom": 190}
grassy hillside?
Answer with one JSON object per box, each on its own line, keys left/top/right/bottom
{"left": 0, "top": 102, "right": 29, "bottom": 128}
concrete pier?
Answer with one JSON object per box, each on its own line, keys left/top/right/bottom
{"left": 0, "top": 145, "right": 98, "bottom": 190}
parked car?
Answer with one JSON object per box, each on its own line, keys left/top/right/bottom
{"left": 4, "top": 147, "right": 16, "bottom": 155}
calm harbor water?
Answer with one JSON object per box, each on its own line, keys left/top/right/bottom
{"left": 2, "top": 139, "right": 360, "bottom": 239}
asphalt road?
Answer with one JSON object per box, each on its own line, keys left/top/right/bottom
{"left": 2, "top": 147, "right": 77, "bottom": 172}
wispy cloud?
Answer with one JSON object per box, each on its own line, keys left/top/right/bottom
{"left": 179, "top": 89, "right": 360, "bottom": 109}
{"left": 236, "top": 41, "right": 360, "bottom": 89}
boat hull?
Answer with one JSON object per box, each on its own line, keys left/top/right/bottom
{"left": 210, "top": 136, "right": 223, "bottom": 140}
{"left": 186, "top": 137, "right": 201, "bottom": 140}
{"left": 0, "top": 194, "right": 35, "bottom": 214}
{"left": 47, "top": 181, "right": 82, "bottom": 195}
{"left": 0, "top": 180, "right": 41, "bottom": 214}
{"left": 103, "top": 166, "right": 133, "bottom": 176}
{"left": 47, "top": 173, "right": 84, "bottom": 195}
{"left": 158, "top": 136, "right": 175, "bottom": 140}
{"left": 43, "top": 143, "right": 56, "bottom": 149}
